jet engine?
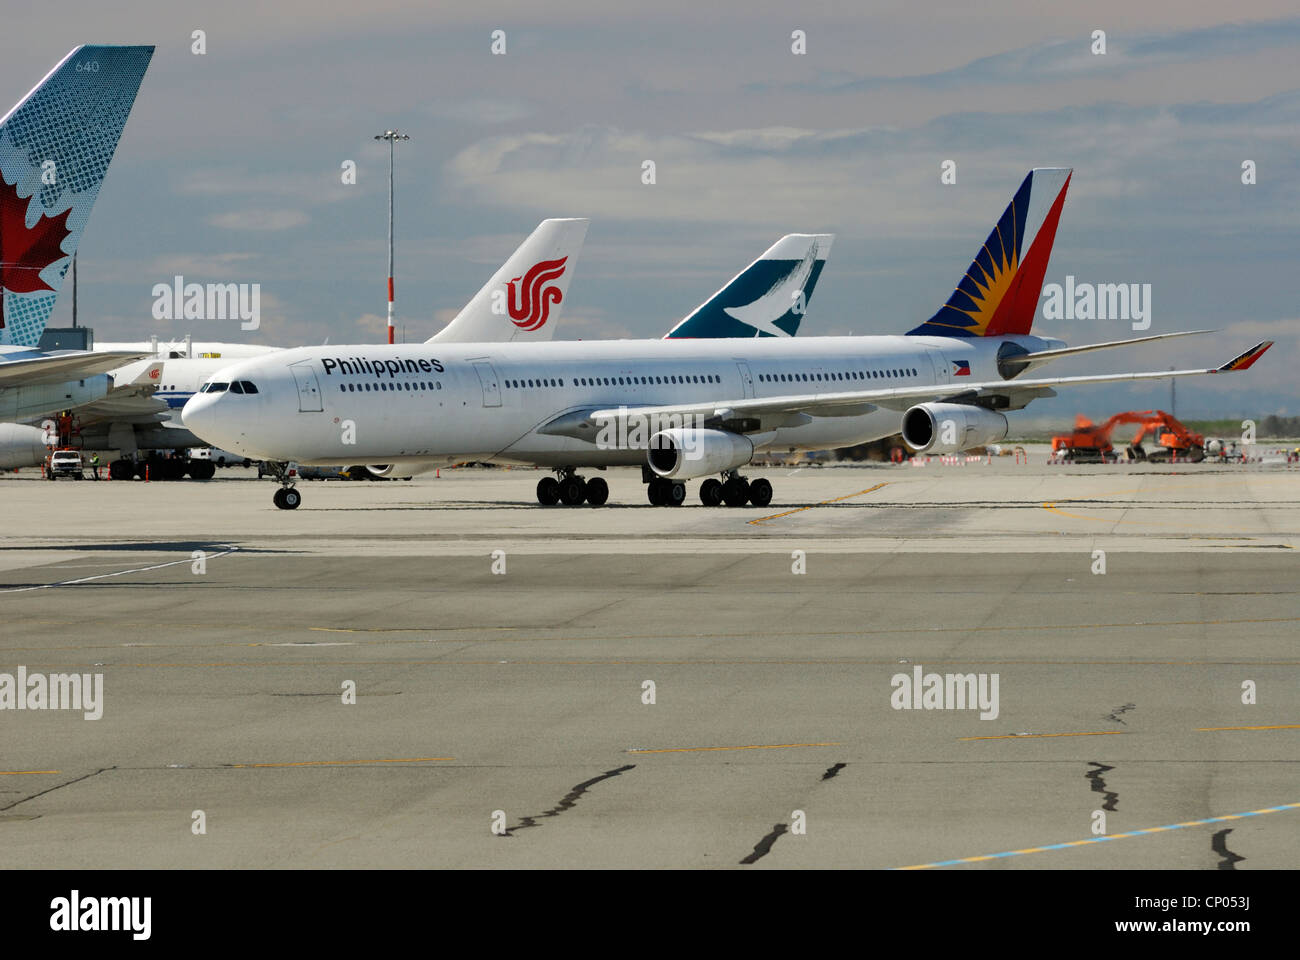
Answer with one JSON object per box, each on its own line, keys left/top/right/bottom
{"left": 902, "top": 402, "right": 1008, "bottom": 454}
{"left": 0, "top": 424, "right": 48, "bottom": 469}
{"left": 646, "top": 428, "right": 754, "bottom": 480}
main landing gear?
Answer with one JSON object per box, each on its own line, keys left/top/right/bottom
{"left": 536, "top": 468, "right": 608, "bottom": 507}
{"left": 697, "top": 472, "right": 773, "bottom": 508}
{"left": 639, "top": 470, "right": 773, "bottom": 507}
{"left": 267, "top": 461, "right": 302, "bottom": 510}
{"left": 646, "top": 477, "right": 686, "bottom": 506}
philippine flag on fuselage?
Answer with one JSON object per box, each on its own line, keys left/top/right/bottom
{"left": 952, "top": 360, "right": 971, "bottom": 376}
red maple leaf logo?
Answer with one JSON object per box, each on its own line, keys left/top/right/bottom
{"left": 0, "top": 176, "right": 73, "bottom": 296}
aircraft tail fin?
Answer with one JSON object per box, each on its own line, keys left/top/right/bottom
{"left": 907, "top": 168, "right": 1071, "bottom": 338}
{"left": 0, "top": 45, "right": 154, "bottom": 346}
{"left": 665, "top": 233, "right": 832, "bottom": 339}
{"left": 428, "top": 218, "right": 588, "bottom": 343}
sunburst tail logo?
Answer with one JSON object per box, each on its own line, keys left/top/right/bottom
{"left": 507, "top": 257, "right": 568, "bottom": 331}
{"left": 906, "top": 168, "right": 1071, "bottom": 339}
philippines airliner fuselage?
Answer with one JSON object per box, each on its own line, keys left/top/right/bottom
{"left": 180, "top": 167, "right": 1274, "bottom": 510}
{"left": 185, "top": 331, "right": 1052, "bottom": 465}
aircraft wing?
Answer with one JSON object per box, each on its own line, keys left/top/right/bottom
{"left": 546, "top": 341, "right": 1273, "bottom": 438}
{"left": 0, "top": 350, "right": 150, "bottom": 388}
{"left": 62, "top": 360, "right": 170, "bottom": 426}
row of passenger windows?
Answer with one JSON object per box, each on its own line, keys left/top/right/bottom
{"left": 504, "top": 374, "right": 722, "bottom": 389}
{"left": 759, "top": 367, "right": 917, "bottom": 383}
{"left": 326, "top": 367, "right": 921, "bottom": 397}
{"left": 200, "top": 380, "right": 259, "bottom": 394}
{"left": 339, "top": 381, "right": 442, "bottom": 393}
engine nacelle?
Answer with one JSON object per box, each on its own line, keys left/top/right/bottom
{"left": 0, "top": 423, "right": 48, "bottom": 469}
{"left": 647, "top": 428, "right": 753, "bottom": 480}
{"left": 366, "top": 463, "right": 439, "bottom": 479}
{"left": 902, "top": 402, "right": 1008, "bottom": 454}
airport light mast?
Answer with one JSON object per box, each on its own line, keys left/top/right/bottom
{"left": 373, "top": 129, "right": 409, "bottom": 345}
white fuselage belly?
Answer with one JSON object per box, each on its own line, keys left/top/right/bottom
{"left": 188, "top": 335, "right": 1048, "bottom": 466}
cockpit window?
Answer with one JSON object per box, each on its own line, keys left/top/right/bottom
{"left": 240, "top": 381, "right": 258, "bottom": 394}
{"left": 206, "top": 382, "right": 230, "bottom": 393}
{"left": 229, "top": 381, "right": 245, "bottom": 394}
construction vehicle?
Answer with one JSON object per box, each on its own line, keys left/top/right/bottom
{"left": 1052, "top": 410, "right": 1205, "bottom": 463}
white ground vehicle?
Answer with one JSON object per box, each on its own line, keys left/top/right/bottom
{"left": 47, "top": 450, "right": 86, "bottom": 480}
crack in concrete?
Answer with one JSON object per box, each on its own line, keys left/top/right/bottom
{"left": 1211, "top": 828, "right": 1246, "bottom": 870}
{"left": 501, "top": 764, "right": 635, "bottom": 837}
{"left": 1086, "top": 761, "right": 1119, "bottom": 812}
{"left": 0, "top": 767, "right": 113, "bottom": 812}
{"left": 1105, "top": 703, "right": 1136, "bottom": 725}
{"left": 740, "top": 824, "right": 788, "bottom": 864}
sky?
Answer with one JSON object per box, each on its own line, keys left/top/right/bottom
{"left": 5, "top": 0, "right": 1299, "bottom": 422}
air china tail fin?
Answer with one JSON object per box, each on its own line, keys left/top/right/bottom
{"left": 907, "top": 167, "right": 1071, "bottom": 338}
{"left": 665, "top": 233, "right": 832, "bottom": 339}
{"left": 428, "top": 218, "right": 588, "bottom": 343}
{"left": 0, "top": 45, "right": 154, "bottom": 346}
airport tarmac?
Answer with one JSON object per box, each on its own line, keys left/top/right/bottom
{"left": 1, "top": 452, "right": 1297, "bottom": 868}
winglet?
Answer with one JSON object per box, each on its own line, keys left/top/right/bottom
{"left": 1217, "top": 341, "right": 1273, "bottom": 372}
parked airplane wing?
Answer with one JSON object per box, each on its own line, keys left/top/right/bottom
{"left": 562, "top": 341, "right": 1275, "bottom": 436}
{"left": 0, "top": 350, "right": 149, "bottom": 388}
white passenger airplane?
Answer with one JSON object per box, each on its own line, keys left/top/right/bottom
{"left": 184, "top": 168, "right": 1271, "bottom": 511}
{"left": 2, "top": 223, "right": 832, "bottom": 475}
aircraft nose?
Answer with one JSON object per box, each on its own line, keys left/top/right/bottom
{"left": 182, "top": 392, "right": 224, "bottom": 444}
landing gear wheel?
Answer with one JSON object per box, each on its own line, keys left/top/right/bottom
{"left": 748, "top": 477, "right": 773, "bottom": 508}
{"left": 699, "top": 478, "right": 723, "bottom": 507}
{"left": 188, "top": 459, "right": 216, "bottom": 481}
{"left": 665, "top": 481, "right": 686, "bottom": 506}
{"left": 536, "top": 476, "right": 560, "bottom": 505}
{"left": 722, "top": 477, "right": 751, "bottom": 507}
{"left": 647, "top": 477, "right": 666, "bottom": 505}
{"left": 109, "top": 459, "right": 134, "bottom": 481}
{"left": 585, "top": 476, "right": 609, "bottom": 506}
{"left": 274, "top": 487, "right": 301, "bottom": 510}
{"left": 559, "top": 476, "right": 587, "bottom": 505}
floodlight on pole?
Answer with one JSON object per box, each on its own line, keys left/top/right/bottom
{"left": 373, "top": 129, "right": 409, "bottom": 344}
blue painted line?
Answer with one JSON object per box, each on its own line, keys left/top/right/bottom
{"left": 895, "top": 802, "right": 1300, "bottom": 869}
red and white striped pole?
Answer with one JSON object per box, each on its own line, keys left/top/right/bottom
{"left": 374, "top": 129, "right": 409, "bottom": 345}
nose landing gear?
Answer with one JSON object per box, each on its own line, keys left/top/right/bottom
{"left": 266, "top": 461, "right": 301, "bottom": 510}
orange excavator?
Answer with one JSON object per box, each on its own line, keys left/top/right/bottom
{"left": 1051, "top": 410, "right": 1205, "bottom": 463}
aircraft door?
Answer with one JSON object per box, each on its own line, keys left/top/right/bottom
{"left": 735, "top": 360, "right": 755, "bottom": 398}
{"left": 471, "top": 359, "right": 502, "bottom": 407}
{"left": 924, "top": 348, "right": 951, "bottom": 386}
{"left": 290, "top": 361, "right": 323, "bottom": 412}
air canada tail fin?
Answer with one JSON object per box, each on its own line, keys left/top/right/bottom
{"left": 0, "top": 45, "right": 154, "bottom": 346}
{"left": 665, "top": 233, "right": 832, "bottom": 338}
{"left": 428, "top": 218, "right": 588, "bottom": 343}
{"left": 907, "top": 167, "right": 1071, "bottom": 338}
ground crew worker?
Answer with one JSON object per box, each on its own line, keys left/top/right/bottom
{"left": 90, "top": 453, "right": 101, "bottom": 480}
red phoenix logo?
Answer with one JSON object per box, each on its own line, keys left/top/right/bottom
{"left": 507, "top": 256, "right": 567, "bottom": 332}
{"left": 0, "top": 177, "right": 73, "bottom": 328}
